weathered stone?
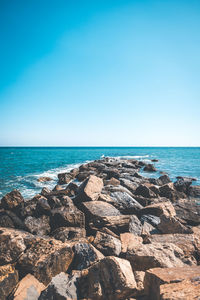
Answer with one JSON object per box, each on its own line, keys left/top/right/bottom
{"left": 37, "top": 176, "right": 52, "bottom": 182}
{"left": 82, "top": 201, "right": 121, "bottom": 221}
{"left": 126, "top": 242, "right": 193, "bottom": 271}
{"left": 0, "top": 227, "right": 29, "bottom": 265}
{"left": 36, "top": 196, "right": 51, "bottom": 215}
{"left": 159, "top": 183, "right": 185, "bottom": 201}
{"left": 119, "top": 178, "right": 139, "bottom": 194}
{"left": 149, "top": 175, "right": 171, "bottom": 186}
{"left": 105, "top": 177, "right": 120, "bottom": 186}
{"left": 77, "top": 175, "right": 103, "bottom": 201}
{"left": 50, "top": 205, "right": 85, "bottom": 230}
{"left": 82, "top": 256, "right": 138, "bottom": 300}
{"left": 72, "top": 242, "right": 104, "bottom": 270}
{"left": 143, "top": 164, "right": 157, "bottom": 172}
{"left": 120, "top": 233, "right": 143, "bottom": 254}
{"left": 144, "top": 266, "right": 200, "bottom": 300}
{"left": 93, "top": 231, "right": 121, "bottom": 256}
{"left": 160, "top": 278, "right": 200, "bottom": 300}
{"left": 139, "top": 201, "right": 176, "bottom": 218}
{"left": 52, "top": 227, "right": 86, "bottom": 242}
{"left": 58, "top": 172, "right": 72, "bottom": 184}
{"left": 174, "top": 177, "right": 192, "bottom": 193}
{"left": 103, "top": 168, "right": 120, "bottom": 179}
{"left": 0, "top": 210, "right": 15, "bottom": 228}
{"left": 174, "top": 199, "right": 200, "bottom": 225}
{"left": 140, "top": 214, "right": 161, "bottom": 227}
{"left": 129, "top": 215, "right": 143, "bottom": 236}
{"left": 13, "top": 273, "right": 45, "bottom": 300}
{"left": 1, "top": 189, "right": 24, "bottom": 211}
{"left": 188, "top": 185, "right": 200, "bottom": 197}
{"left": 24, "top": 215, "right": 50, "bottom": 236}
{"left": 17, "top": 237, "right": 74, "bottom": 285}
{"left": 110, "top": 191, "right": 143, "bottom": 214}
{"left": 39, "top": 272, "right": 79, "bottom": 300}
{"left": 157, "top": 215, "right": 192, "bottom": 234}
{"left": 0, "top": 264, "right": 18, "bottom": 300}
{"left": 135, "top": 184, "right": 156, "bottom": 198}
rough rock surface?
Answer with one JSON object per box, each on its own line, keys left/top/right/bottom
{"left": 0, "top": 264, "right": 18, "bottom": 300}
{"left": 93, "top": 231, "right": 121, "bottom": 256}
{"left": 77, "top": 175, "right": 103, "bottom": 201}
{"left": 1, "top": 189, "right": 24, "bottom": 211}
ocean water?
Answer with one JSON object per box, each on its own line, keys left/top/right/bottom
{"left": 0, "top": 147, "right": 199, "bottom": 199}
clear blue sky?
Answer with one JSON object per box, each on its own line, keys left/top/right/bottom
{"left": 0, "top": 0, "right": 200, "bottom": 146}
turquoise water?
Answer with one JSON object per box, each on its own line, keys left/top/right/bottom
{"left": 0, "top": 147, "right": 199, "bottom": 198}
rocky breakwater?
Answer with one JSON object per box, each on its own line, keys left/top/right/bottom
{"left": 0, "top": 157, "right": 200, "bottom": 299}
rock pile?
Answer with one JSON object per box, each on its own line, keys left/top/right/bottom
{"left": 0, "top": 157, "right": 200, "bottom": 299}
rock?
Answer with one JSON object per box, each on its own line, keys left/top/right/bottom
{"left": 52, "top": 227, "right": 86, "bottom": 242}
{"left": 159, "top": 183, "right": 185, "bottom": 201}
{"left": 149, "top": 175, "right": 171, "bottom": 186}
{"left": 50, "top": 205, "right": 85, "bottom": 230}
{"left": 174, "top": 177, "right": 193, "bottom": 193}
{"left": 157, "top": 215, "right": 192, "bottom": 234}
{"left": 140, "top": 214, "right": 161, "bottom": 227}
{"left": 82, "top": 256, "right": 138, "bottom": 300}
{"left": 17, "top": 237, "right": 74, "bottom": 285}
{"left": 120, "top": 233, "right": 143, "bottom": 254}
{"left": 151, "top": 159, "right": 158, "bottom": 162}
{"left": 139, "top": 201, "right": 176, "bottom": 218}
{"left": 13, "top": 273, "right": 45, "bottom": 300}
{"left": 103, "top": 168, "right": 120, "bottom": 179}
{"left": 41, "top": 187, "right": 51, "bottom": 196}
{"left": 134, "top": 184, "right": 156, "bottom": 198}
{"left": 0, "top": 210, "right": 15, "bottom": 228}
{"left": 0, "top": 264, "right": 18, "bottom": 300}
{"left": 143, "top": 233, "right": 200, "bottom": 262}
{"left": 93, "top": 231, "right": 121, "bottom": 256}
{"left": 37, "top": 176, "right": 52, "bottom": 182}
{"left": 72, "top": 242, "right": 104, "bottom": 270}
{"left": 82, "top": 201, "right": 121, "bottom": 222}
{"left": 0, "top": 227, "right": 28, "bottom": 265}
{"left": 77, "top": 175, "right": 103, "bottom": 201}
{"left": 144, "top": 265, "right": 200, "bottom": 300}
{"left": 1, "top": 189, "right": 24, "bottom": 211}
{"left": 188, "top": 185, "right": 200, "bottom": 198}
{"left": 24, "top": 215, "right": 50, "bottom": 236}
{"left": 119, "top": 178, "right": 139, "bottom": 194}
{"left": 109, "top": 191, "right": 143, "bottom": 214}
{"left": 174, "top": 199, "right": 200, "bottom": 225}
{"left": 36, "top": 196, "right": 51, "bottom": 216}
{"left": 58, "top": 172, "right": 72, "bottom": 184}
{"left": 160, "top": 278, "right": 200, "bottom": 300}
{"left": 143, "top": 164, "right": 157, "bottom": 172}
{"left": 39, "top": 272, "right": 80, "bottom": 300}
{"left": 105, "top": 177, "right": 120, "bottom": 186}
{"left": 129, "top": 215, "right": 143, "bottom": 236}
{"left": 126, "top": 242, "right": 192, "bottom": 271}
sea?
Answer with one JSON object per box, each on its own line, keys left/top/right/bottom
{"left": 0, "top": 147, "right": 199, "bottom": 199}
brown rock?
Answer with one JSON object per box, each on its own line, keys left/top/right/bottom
{"left": 1, "top": 190, "right": 24, "bottom": 211}
{"left": 58, "top": 172, "right": 72, "bottom": 184}
{"left": 24, "top": 215, "right": 50, "bottom": 236}
{"left": 82, "top": 200, "right": 121, "bottom": 220}
{"left": 17, "top": 237, "right": 74, "bottom": 285}
{"left": 144, "top": 265, "right": 200, "bottom": 300}
{"left": 160, "top": 278, "right": 200, "bottom": 300}
{"left": 77, "top": 175, "right": 104, "bottom": 201}
{"left": 174, "top": 199, "right": 200, "bottom": 225}
{"left": 159, "top": 183, "right": 185, "bottom": 201}
{"left": 135, "top": 184, "right": 156, "bottom": 198}
{"left": 143, "top": 164, "right": 157, "bottom": 172}
{"left": 13, "top": 273, "right": 45, "bottom": 300}
{"left": 139, "top": 201, "right": 176, "bottom": 218}
{"left": 37, "top": 176, "right": 52, "bottom": 182}
{"left": 120, "top": 233, "right": 143, "bottom": 254}
{"left": 188, "top": 185, "right": 200, "bottom": 197}
{"left": 0, "top": 264, "right": 18, "bottom": 300}
{"left": 93, "top": 231, "right": 121, "bottom": 256}
{"left": 52, "top": 226, "right": 86, "bottom": 242}
{"left": 126, "top": 242, "right": 193, "bottom": 271}
{"left": 82, "top": 256, "right": 138, "bottom": 300}
{"left": 157, "top": 215, "right": 192, "bottom": 234}
{"left": 105, "top": 177, "right": 120, "bottom": 186}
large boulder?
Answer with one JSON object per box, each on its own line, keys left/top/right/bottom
{"left": 77, "top": 175, "right": 103, "bottom": 201}
{"left": 50, "top": 206, "right": 85, "bottom": 230}
{"left": 82, "top": 201, "right": 121, "bottom": 221}
{"left": 126, "top": 242, "right": 194, "bottom": 271}
{"left": 134, "top": 184, "right": 156, "bottom": 198}
{"left": 174, "top": 177, "right": 193, "bottom": 193}
{"left": 120, "top": 233, "right": 143, "bottom": 255}
{"left": 188, "top": 185, "right": 200, "bottom": 198}
{"left": 24, "top": 215, "right": 50, "bottom": 236}
{"left": 149, "top": 174, "right": 171, "bottom": 186}
{"left": 71, "top": 242, "right": 104, "bottom": 270}
{"left": 39, "top": 272, "right": 80, "bottom": 300}
{"left": 1, "top": 190, "right": 24, "bottom": 211}
{"left": 93, "top": 231, "right": 121, "bottom": 256}
{"left": 159, "top": 183, "right": 185, "bottom": 201}
{"left": 157, "top": 215, "right": 192, "bottom": 234}
{"left": 139, "top": 201, "right": 176, "bottom": 218}
{"left": 109, "top": 191, "right": 143, "bottom": 214}
{"left": 17, "top": 237, "right": 74, "bottom": 285}
{"left": 144, "top": 266, "right": 200, "bottom": 300}
{"left": 81, "top": 256, "right": 138, "bottom": 300}
{"left": 0, "top": 264, "right": 18, "bottom": 300}
{"left": 128, "top": 215, "right": 143, "bottom": 236}
{"left": 174, "top": 199, "right": 200, "bottom": 225}
{"left": 143, "top": 164, "right": 157, "bottom": 172}
{"left": 58, "top": 172, "right": 72, "bottom": 184}
{"left": 13, "top": 273, "right": 45, "bottom": 300}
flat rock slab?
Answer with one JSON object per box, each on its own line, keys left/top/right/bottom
{"left": 13, "top": 273, "right": 45, "bottom": 300}
{"left": 81, "top": 256, "right": 138, "bottom": 300}
{"left": 144, "top": 265, "right": 200, "bottom": 300}
{"left": 82, "top": 201, "right": 121, "bottom": 219}
{"left": 0, "top": 264, "right": 18, "bottom": 300}
{"left": 110, "top": 191, "right": 143, "bottom": 214}
{"left": 77, "top": 175, "right": 103, "bottom": 201}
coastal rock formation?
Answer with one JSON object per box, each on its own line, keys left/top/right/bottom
{"left": 0, "top": 156, "right": 200, "bottom": 299}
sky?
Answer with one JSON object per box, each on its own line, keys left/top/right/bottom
{"left": 0, "top": 0, "right": 200, "bottom": 146}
